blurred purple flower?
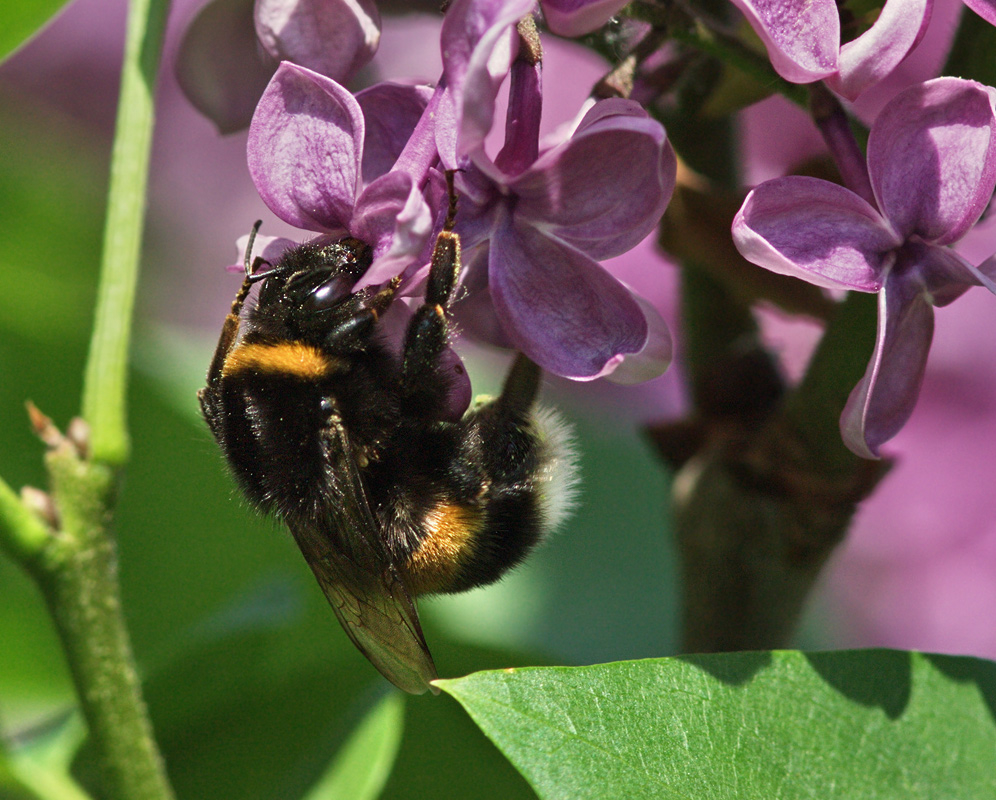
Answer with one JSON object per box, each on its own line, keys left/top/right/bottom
{"left": 176, "top": 0, "right": 380, "bottom": 133}
{"left": 540, "top": 0, "right": 630, "bottom": 37}
{"left": 964, "top": 0, "right": 996, "bottom": 24}
{"left": 438, "top": 0, "right": 676, "bottom": 380}
{"left": 729, "top": 0, "right": 932, "bottom": 99}
{"left": 733, "top": 77, "right": 996, "bottom": 458}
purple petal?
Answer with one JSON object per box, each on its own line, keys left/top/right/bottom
{"left": 732, "top": 176, "right": 899, "bottom": 291}
{"left": 494, "top": 59, "right": 542, "bottom": 175}
{"left": 351, "top": 171, "right": 433, "bottom": 287}
{"left": 254, "top": 0, "right": 380, "bottom": 83}
{"left": 453, "top": 284, "right": 517, "bottom": 349}
{"left": 976, "top": 250, "right": 996, "bottom": 285}
{"left": 963, "top": 0, "right": 996, "bottom": 25}
{"left": 728, "top": 0, "right": 839, "bottom": 84}
{"left": 511, "top": 99, "right": 675, "bottom": 260}
{"left": 489, "top": 217, "right": 647, "bottom": 378}
{"left": 571, "top": 95, "right": 646, "bottom": 133}
{"left": 356, "top": 82, "right": 433, "bottom": 184}
{"left": 909, "top": 240, "right": 996, "bottom": 306}
{"left": 599, "top": 292, "right": 673, "bottom": 383}
{"left": 541, "top": 0, "right": 631, "bottom": 37}
{"left": 869, "top": 77, "right": 996, "bottom": 244}
{"left": 175, "top": 0, "right": 277, "bottom": 134}
{"left": 248, "top": 62, "right": 363, "bottom": 232}
{"left": 826, "top": 0, "right": 931, "bottom": 101}
{"left": 437, "top": 0, "right": 535, "bottom": 168}
{"left": 841, "top": 275, "right": 934, "bottom": 458}
{"left": 229, "top": 231, "right": 298, "bottom": 272}
{"left": 451, "top": 165, "right": 502, "bottom": 251}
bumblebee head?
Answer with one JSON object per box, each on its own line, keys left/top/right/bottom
{"left": 246, "top": 237, "right": 395, "bottom": 353}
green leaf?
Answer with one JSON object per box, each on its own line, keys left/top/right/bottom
{"left": 301, "top": 692, "right": 404, "bottom": 800}
{"left": 0, "top": 0, "right": 74, "bottom": 64}
{"left": 437, "top": 650, "right": 996, "bottom": 800}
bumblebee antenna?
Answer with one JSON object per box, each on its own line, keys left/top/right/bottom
{"left": 244, "top": 221, "right": 263, "bottom": 277}
{"left": 243, "top": 220, "right": 284, "bottom": 284}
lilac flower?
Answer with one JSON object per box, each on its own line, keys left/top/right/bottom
{"left": 247, "top": 62, "right": 432, "bottom": 286}
{"left": 732, "top": 77, "right": 996, "bottom": 458}
{"left": 438, "top": 0, "right": 677, "bottom": 380}
{"left": 728, "top": 0, "right": 932, "bottom": 100}
{"left": 455, "top": 97, "right": 677, "bottom": 379}
{"left": 176, "top": 0, "right": 380, "bottom": 133}
{"left": 245, "top": 61, "right": 472, "bottom": 416}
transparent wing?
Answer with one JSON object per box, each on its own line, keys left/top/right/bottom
{"left": 288, "top": 424, "right": 438, "bottom": 695}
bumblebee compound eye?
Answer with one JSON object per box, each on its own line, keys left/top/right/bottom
{"left": 302, "top": 275, "right": 354, "bottom": 313}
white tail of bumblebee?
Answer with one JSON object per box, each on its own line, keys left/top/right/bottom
{"left": 531, "top": 407, "right": 580, "bottom": 533}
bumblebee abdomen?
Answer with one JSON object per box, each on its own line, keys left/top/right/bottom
{"left": 403, "top": 502, "right": 486, "bottom": 595}
{"left": 399, "top": 405, "right": 578, "bottom": 597}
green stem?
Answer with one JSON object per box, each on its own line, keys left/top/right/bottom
{"left": 27, "top": 445, "right": 174, "bottom": 800}
{"left": 664, "top": 289, "right": 887, "bottom": 653}
{"left": 80, "top": 0, "right": 171, "bottom": 467}
{"left": 0, "top": 473, "right": 51, "bottom": 566}
{"left": 1, "top": 0, "right": 177, "bottom": 793}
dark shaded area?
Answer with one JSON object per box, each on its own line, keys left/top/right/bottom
{"left": 925, "top": 652, "right": 996, "bottom": 726}
{"left": 676, "top": 650, "right": 773, "bottom": 686}
{"left": 805, "top": 649, "right": 912, "bottom": 720}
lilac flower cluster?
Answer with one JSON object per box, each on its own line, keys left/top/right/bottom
{"left": 724, "top": 1, "right": 996, "bottom": 456}
{"left": 734, "top": 79, "right": 996, "bottom": 457}
{"left": 176, "top": 0, "right": 631, "bottom": 134}
{"left": 176, "top": 0, "right": 996, "bottom": 459}
{"left": 191, "top": 0, "right": 677, "bottom": 391}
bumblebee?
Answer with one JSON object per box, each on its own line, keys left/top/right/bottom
{"left": 199, "top": 202, "right": 577, "bottom": 694}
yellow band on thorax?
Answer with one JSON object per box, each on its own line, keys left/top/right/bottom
{"left": 223, "top": 341, "right": 343, "bottom": 380}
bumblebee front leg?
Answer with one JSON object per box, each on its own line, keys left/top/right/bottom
{"left": 400, "top": 174, "right": 463, "bottom": 412}
{"left": 199, "top": 271, "right": 255, "bottom": 429}
{"left": 202, "top": 220, "right": 267, "bottom": 397}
